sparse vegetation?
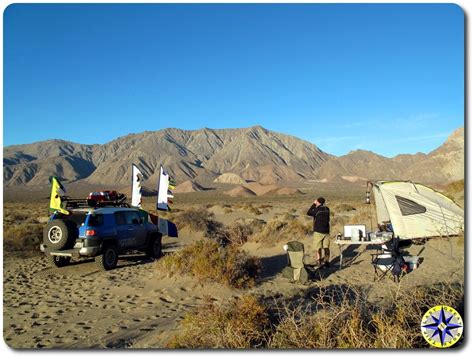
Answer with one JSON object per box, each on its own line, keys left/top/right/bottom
{"left": 167, "top": 295, "right": 269, "bottom": 348}
{"left": 169, "top": 282, "right": 464, "bottom": 348}
{"left": 158, "top": 240, "right": 261, "bottom": 288}
{"left": 172, "top": 208, "right": 225, "bottom": 239}
{"left": 3, "top": 203, "right": 46, "bottom": 255}
{"left": 250, "top": 217, "right": 312, "bottom": 244}
{"left": 3, "top": 223, "right": 43, "bottom": 254}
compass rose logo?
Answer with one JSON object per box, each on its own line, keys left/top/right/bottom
{"left": 421, "top": 305, "right": 463, "bottom": 348}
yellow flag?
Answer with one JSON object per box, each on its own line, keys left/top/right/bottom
{"left": 49, "top": 177, "right": 69, "bottom": 215}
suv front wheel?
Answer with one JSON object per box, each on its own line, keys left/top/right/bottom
{"left": 96, "top": 245, "right": 118, "bottom": 271}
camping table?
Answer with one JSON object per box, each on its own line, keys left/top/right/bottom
{"left": 334, "top": 238, "right": 391, "bottom": 269}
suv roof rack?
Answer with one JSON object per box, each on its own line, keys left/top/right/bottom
{"left": 62, "top": 195, "right": 130, "bottom": 210}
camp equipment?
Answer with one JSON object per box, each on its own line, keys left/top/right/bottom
{"left": 282, "top": 241, "right": 310, "bottom": 284}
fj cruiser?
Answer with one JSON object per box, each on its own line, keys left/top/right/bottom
{"left": 41, "top": 197, "right": 163, "bottom": 271}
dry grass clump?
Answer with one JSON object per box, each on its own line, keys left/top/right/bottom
{"left": 172, "top": 208, "right": 224, "bottom": 239}
{"left": 332, "top": 202, "right": 357, "bottom": 212}
{"left": 3, "top": 203, "right": 46, "bottom": 255}
{"left": 242, "top": 204, "right": 262, "bottom": 216}
{"left": 250, "top": 217, "right": 312, "bottom": 244}
{"left": 3, "top": 223, "right": 43, "bottom": 254}
{"left": 348, "top": 204, "right": 375, "bottom": 228}
{"left": 158, "top": 240, "right": 261, "bottom": 289}
{"left": 224, "top": 222, "right": 255, "bottom": 246}
{"left": 167, "top": 295, "right": 269, "bottom": 348}
{"left": 269, "top": 282, "right": 463, "bottom": 349}
{"left": 168, "top": 282, "right": 463, "bottom": 348}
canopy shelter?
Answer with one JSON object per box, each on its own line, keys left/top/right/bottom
{"left": 368, "top": 181, "right": 464, "bottom": 240}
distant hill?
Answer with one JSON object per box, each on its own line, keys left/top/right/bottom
{"left": 316, "top": 127, "right": 464, "bottom": 184}
{"left": 3, "top": 125, "right": 464, "bottom": 188}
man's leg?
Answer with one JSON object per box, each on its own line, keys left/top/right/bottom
{"left": 322, "top": 235, "right": 330, "bottom": 267}
{"left": 314, "top": 232, "right": 325, "bottom": 266}
{"left": 304, "top": 233, "right": 318, "bottom": 266}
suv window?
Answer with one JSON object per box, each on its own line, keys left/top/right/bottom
{"left": 114, "top": 212, "right": 127, "bottom": 225}
{"left": 125, "top": 211, "right": 141, "bottom": 225}
{"left": 88, "top": 214, "right": 104, "bottom": 227}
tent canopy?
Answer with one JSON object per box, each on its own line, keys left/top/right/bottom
{"left": 371, "top": 181, "right": 464, "bottom": 240}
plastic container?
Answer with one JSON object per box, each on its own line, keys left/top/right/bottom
{"left": 351, "top": 228, "right": 360, "bottom": 242}
{"left": 403, "top": 255, "right": 420, "bottom": 270}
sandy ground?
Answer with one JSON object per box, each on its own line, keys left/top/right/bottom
{"left": 3, "top": 201, "right": 465, "bottom": 349}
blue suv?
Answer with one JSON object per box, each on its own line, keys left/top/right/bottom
{"left": 41, "top": 207, "right": 163, "bottom": 271}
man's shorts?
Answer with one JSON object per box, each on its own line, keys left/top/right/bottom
{"left": 314, "top": 231, "right": 329, "bottom": 250}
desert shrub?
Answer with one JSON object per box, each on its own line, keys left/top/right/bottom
{"left": 168, "top": 282, "right": 463, "bottom": 348}
{"left": 241, "top": 204, "right": 262, "bottom": 216}
{"left": 158, "top": 240, "right": 261, "bottom": 288}
{"left": 268, "top": 282, "right": 464, "bottom": 349}
{"left": 332, "top": 203, "right": 356, "bottom": 212}
{"left": 3, "top": 223, "right": 43, "bottom": 254}
{"left": 250, "top": 217, "right": 312, "bottom": 244}
{"left": 173, "top": 208, "right": 225, "bottom": 239}
{"left": 225, "top": 222, "right": 255, "bottom": 246}
{"left": 168, "top": 295, "right": 270, "bottom": 348}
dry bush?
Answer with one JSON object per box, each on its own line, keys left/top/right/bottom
{"left": 269, "top": 282, "right": 463, "bottom": 349}
{"left": 172, "top": 208, "right": 224, "bottom": 239}
{"left": 168, "top": 282, "right": 463, "bottom": 348}
{"left": 241, "top": 204, "right": 262, "bottom": 216}
{"left": 225, "top": 222, "right": 255, "bottom": 246}
{"left": 332, "top": 202, "right": 357, "bottom": 212}
{"left": 348, "top": 204, "right": 376, "bottom": 228}
{"left": 158, "top": 240, "right": 261, "bottom": 288}
{"left": 167, "top": 295, "right": 269, "bottom": 348}
{"left": 3, "top": 223, "right": 43, "bottom": 254}
{"left": 250, "top": 217, "right": 312, "bottom": 244}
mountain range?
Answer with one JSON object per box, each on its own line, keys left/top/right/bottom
{"left": 3, "top": 125, "right": 464, "bottom": 188}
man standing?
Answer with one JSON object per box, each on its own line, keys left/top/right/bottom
{"left": 306, "top": 197, "right": 331, "bottom": 268}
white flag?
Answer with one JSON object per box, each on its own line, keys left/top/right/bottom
{"left": 131, "top": 164, "right": 143, "bottom": 207}
{"left": 157, "top": 165, "right": 173, "bottom": 211}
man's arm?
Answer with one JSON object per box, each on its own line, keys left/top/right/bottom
{"left": 307, "top": 203, "right": 318, "bottom": 216}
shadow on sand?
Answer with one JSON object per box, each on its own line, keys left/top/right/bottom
{"left": 258, "top": 253, "right": 289, "bottom": 282}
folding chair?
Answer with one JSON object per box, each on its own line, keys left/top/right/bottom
{"left": 282, "top": 241, "right": 310, "bottom": 283}
{"left": 371, "top": 236, "right": 407, "bottom": 282}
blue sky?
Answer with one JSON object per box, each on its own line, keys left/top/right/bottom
{"left": 3, "top": 3, "right": 464, "bottom": 157}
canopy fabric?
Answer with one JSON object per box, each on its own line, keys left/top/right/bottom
{"left": 372, "top": 181, "right": 464, "bottom": 239}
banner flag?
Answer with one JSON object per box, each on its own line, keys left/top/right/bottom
{"left": 49, "top": 176, "right": 69, "bottom": 215}
{"left": 157, "top": 165, "right": 174, "bottom": 211}
{"left": 131, "top": 164, "right": 144, "bottom": 207}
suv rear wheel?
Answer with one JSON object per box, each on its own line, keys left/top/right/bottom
{"left": 96, "top": 245, "right": 118, "bottom": 271}
{"left": 146, "top": 234, "right": 162, "bottom": 259}
{"left": 48, "top": 255, "right": 71, "bottom": 268}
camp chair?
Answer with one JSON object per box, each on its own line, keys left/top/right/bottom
{"left": 282, "top": 241, "right": 310, "bottom": 283}
{"left": 371, "top": 236, "right": 407, "bottom": 282}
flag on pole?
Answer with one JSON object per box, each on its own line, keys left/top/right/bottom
{"left": 131, "top": 164, "right": 144, "bottom": 207}
{"left": 49, "top": 176, "right": 69, "bottom": 215}
{"left": 157, "top": 166, "right": 174, "bottom": 211}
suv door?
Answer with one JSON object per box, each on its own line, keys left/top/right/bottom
{"left": 114, "top": 211, "right": 135, "bottom": 249}
{"left": 124, "top": 211, "right": 148, "bottom": 248}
